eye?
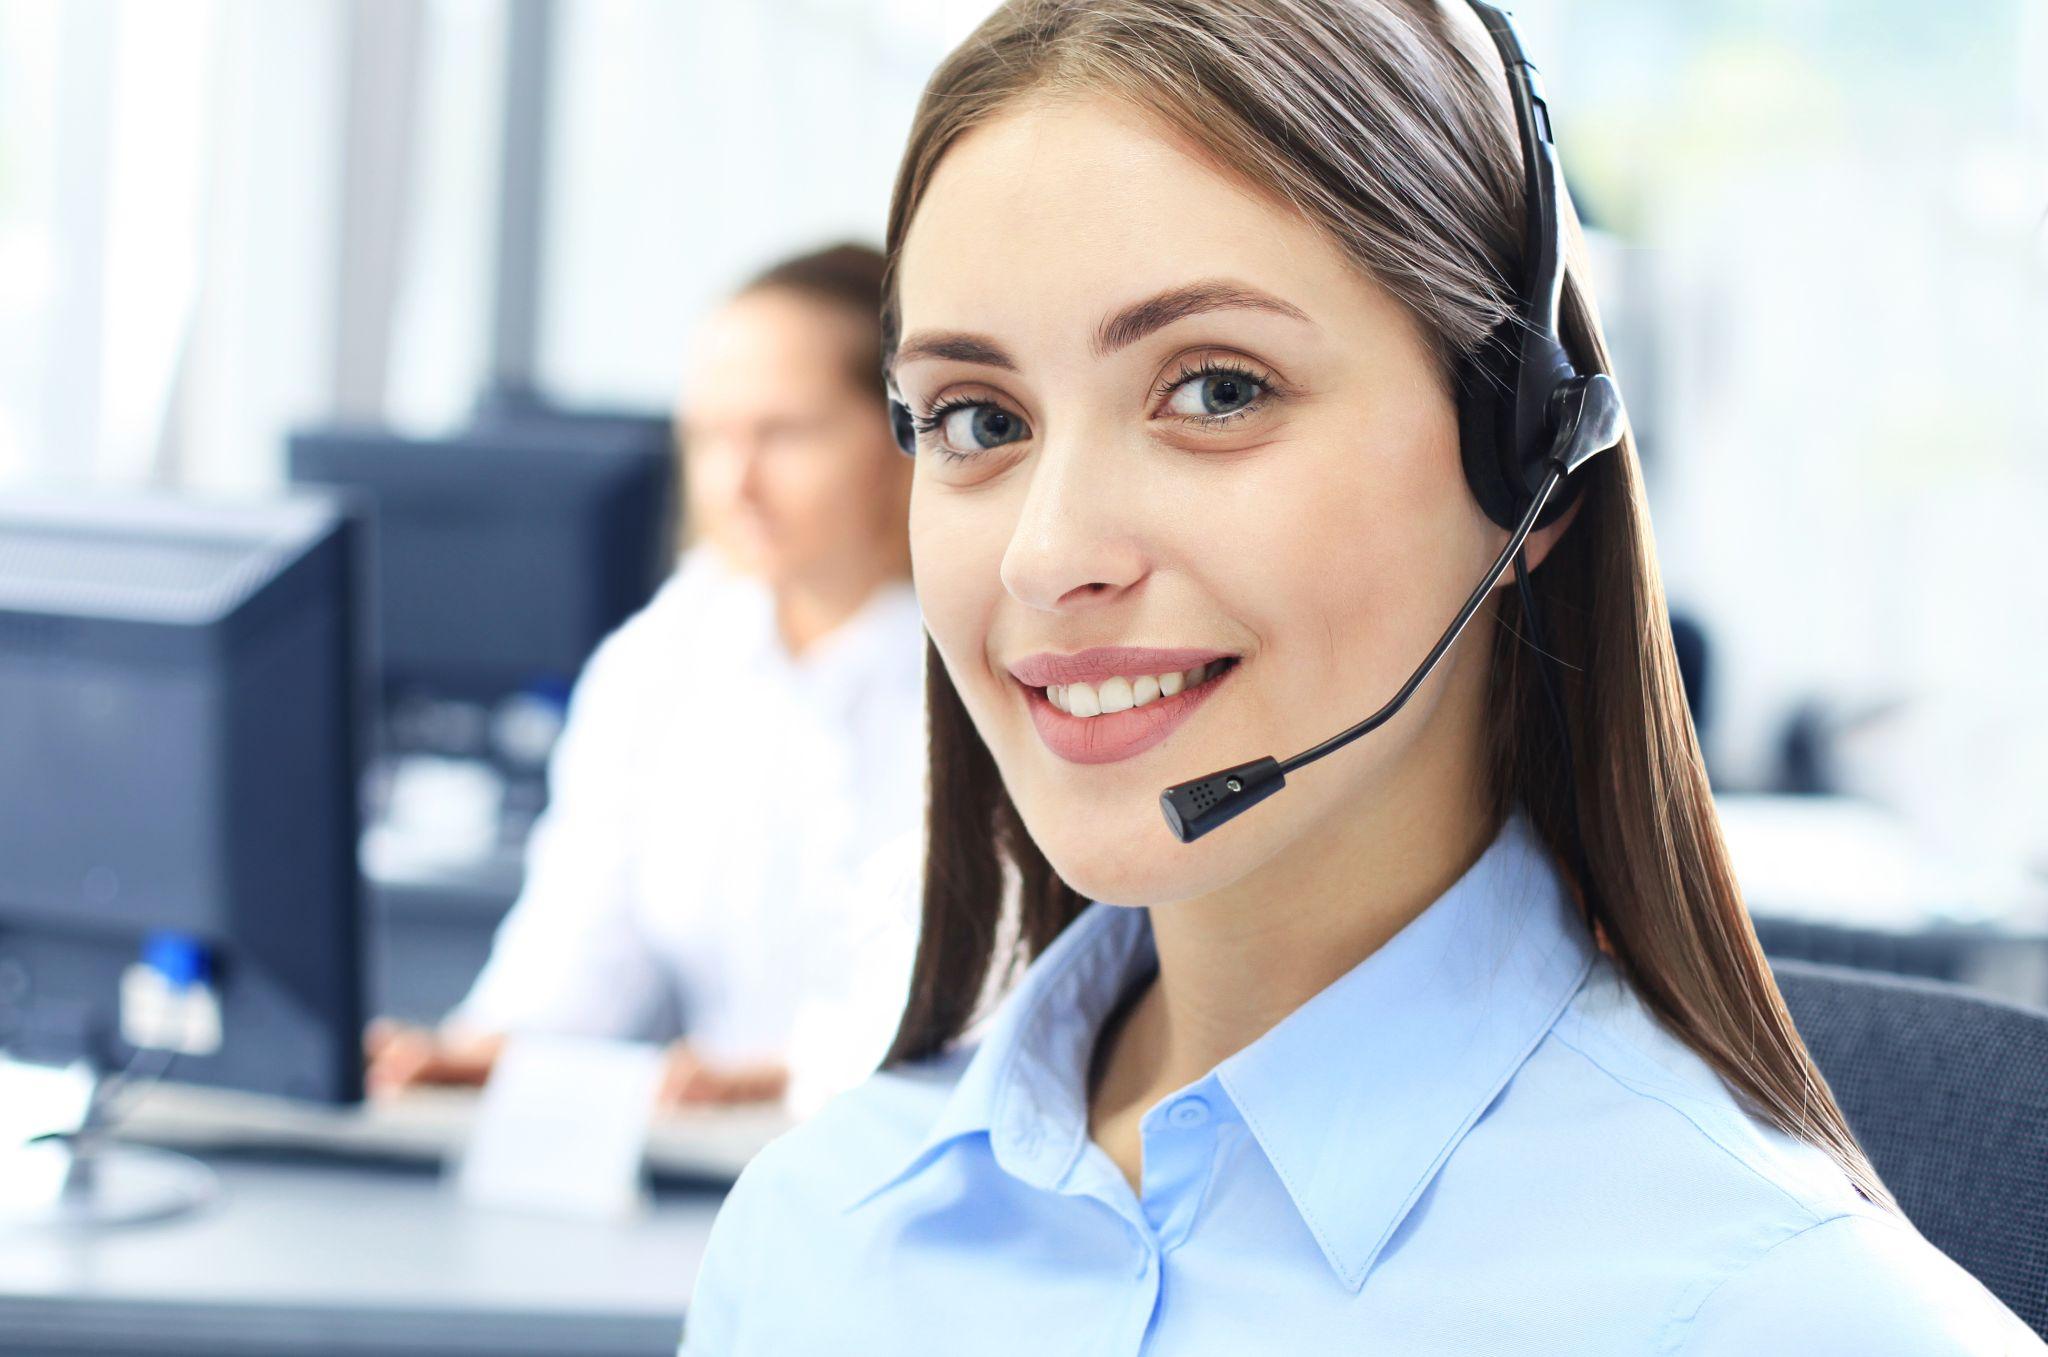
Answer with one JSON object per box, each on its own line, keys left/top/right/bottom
{"left": 912, "top": 398, "right": 1030, "bottom": 460}
{"left": 1158, "top": 363, "right": 1271, "bottom": 424}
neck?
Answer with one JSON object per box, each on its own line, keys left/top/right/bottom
{"left": 772, "top": 558, "right": 901, "bottom": 657}
{"left": 1096, "top": 638, "right": 1502, "bottom": 1111}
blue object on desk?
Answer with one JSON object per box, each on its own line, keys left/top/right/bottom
{"left": 141, "top": 933, "right": 212, "bottom": 990}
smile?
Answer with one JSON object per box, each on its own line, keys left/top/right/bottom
{"left": 1046, "top": 660, "right": 1224, "bottom": 717}
{"left": 1007, "top": 647, "right": 1241, "bottom": 765}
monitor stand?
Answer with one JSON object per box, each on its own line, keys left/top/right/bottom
{"left": 0, "top": 1055, "right": 217, "bottom": 1230}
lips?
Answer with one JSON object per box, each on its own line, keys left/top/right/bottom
{"left": 1007, "top": 646, "right": 1238, "bottom": 689}
{"left": 1011, "top": 650, "right": 1241, "bottom": 765}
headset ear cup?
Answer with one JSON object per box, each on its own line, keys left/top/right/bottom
{"left": 1455, "top": 329, "right": 1523, "bottom": 532}
{"left": 1530, "top": 457, "right": 1589, "bottom": 532}
{"left": 1457, "top": 326, "right": 1595, "bottom": 535}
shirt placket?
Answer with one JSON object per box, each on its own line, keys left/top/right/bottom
{"left": 1036, "top": 1072, "right": 1236, "bottom": 1355}
{"left": 1138, "top": 1075, "right": 1232, "bottom": 1256}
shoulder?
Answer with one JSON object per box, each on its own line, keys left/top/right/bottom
{"left": 1670, "top": 1212, "right": 2041, "bottom": 1354}
{"left": 1527, "top": 953, "right": 1868, "bottom": 1219}
{"left": 703, "top": 1042, "right": 977, "bottom": 1251}
{"left": 611, "top": 547, "right": 741, "bottom": 652}
{"left": 687, "top": 1047, "right": 973, "bottom": 1347}
{"left": 1507, "top": 957, "right": 2039, "bottom": 1352}
{"left": 569, "top": 549, "right": 743, "bottom": 698}
{"left": 834, "top": 578, "right": 927, "bottom": 693}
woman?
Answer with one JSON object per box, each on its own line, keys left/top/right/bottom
{"left": 683, "top": 3, "right": 2041, "bottom": 1351}
{"left": 367, "top": 244, "right": 925, "bottom": 1112}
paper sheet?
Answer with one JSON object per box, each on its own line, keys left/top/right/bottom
{"left": 453, "top": 1035, "right": 664, "bottom": 1220}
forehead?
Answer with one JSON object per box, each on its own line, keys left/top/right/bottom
{"left": 682, "top": 291, "right": 863, "bottom": 413}
{"left": 693, "top": 290, "right": 855, "bottom": 370}
{"left": 897, "top": 94, "right": 1359, "bottom": 349}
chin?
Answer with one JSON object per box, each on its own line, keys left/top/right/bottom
{"left": 1010, "top": 783, "right": 1263, "bottom": 908}
{"left": 710, "top": 526, "right": 787, "bottom": 580}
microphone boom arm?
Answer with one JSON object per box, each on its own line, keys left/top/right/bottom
{"left": 1158, "top": 461, "right": 1564, "bottom": 844}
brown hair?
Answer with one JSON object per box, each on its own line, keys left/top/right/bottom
{"left": 877, "top": 0, "right": 1894, "bottom": 1212}
{"left": 739, "top": 241, "right": 890, "bottom": 404}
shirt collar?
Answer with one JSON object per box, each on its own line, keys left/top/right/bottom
{"left": 840, "top": 896, "right": 1149, "bottom": 1212}
{"left": 696, "top": 543, "right": 922, "bottom": 708}
{"left": 841, "top": 806, "right": 1599, "bottom": 1293}
{"left": 788, "top": 577, "right": 921, "bottom": 710}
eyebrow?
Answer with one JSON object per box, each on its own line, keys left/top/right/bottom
{"left": 889, "top": 278, "right": 1313, "bottom": 382}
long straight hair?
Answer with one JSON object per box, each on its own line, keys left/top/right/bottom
{"left": 877, "top": 0, "right": 1894, "bottom": 1211}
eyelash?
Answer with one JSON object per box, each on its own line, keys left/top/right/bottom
{"left": 908, "top": 396, "right": 991, "bottom": 464}
{"left": 909, "top": 359, "right": 1280, "bottom": 462}
{"left": 1151, "top": 359, "right": 1277, "bottom": 428}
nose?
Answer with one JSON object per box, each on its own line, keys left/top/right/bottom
{"left": 732, "top": 436, "right": 768, "bottom": 504}
{"left": 998, "top": 432, "right": 1148, "bottom": 612}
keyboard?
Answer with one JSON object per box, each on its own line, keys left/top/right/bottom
{"left": 112, "top": 1080, "right": 792, "bottom": 1183}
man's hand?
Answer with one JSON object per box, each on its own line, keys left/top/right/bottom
{"left": 655, "top": 1042, "right": 789, "bottom": 1107}
{"left": 364, "top": 1021, "right": 788, "bottom": 1107}
{"left": 363, "top": 1019, "right": 506, "bottom": 1097}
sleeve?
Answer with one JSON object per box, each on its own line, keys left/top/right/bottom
{"left": 1675, "top": 1213, "right": 2046, "bottom": 1355}
{"left": 447, "top": 601, "right": 675, "bottom": 1039}
{"left": 678, "top": 1143, "right": 784, "bottom": 1355}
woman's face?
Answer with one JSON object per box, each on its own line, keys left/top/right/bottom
{"left": 897, "top": 95, "right": 1539, "bottom": 908}
{"left": 681, "top": 289, "right": 908, "bottom": 590}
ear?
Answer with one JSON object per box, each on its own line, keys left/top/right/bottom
{"left": 1487, "top": 481, "right": 1585, "bottom": 593}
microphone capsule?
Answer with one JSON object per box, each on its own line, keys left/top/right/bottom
{"left": 1159, "top": 756, "right": 1286, "bottom": 844}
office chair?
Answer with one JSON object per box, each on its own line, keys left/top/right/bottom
{"left": 1771, "top": 958, "right": 2048, "bottom": 1339}
{"left": 1755, "top": 918, "right": 1973, "bottom": 986}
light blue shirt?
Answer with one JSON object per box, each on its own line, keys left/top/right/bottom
{"left": 683, "top": 807, "right": 2039, "bottom": 1354}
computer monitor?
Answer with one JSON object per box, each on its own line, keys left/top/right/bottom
{"left": 468, "top": 385, "right": 677, "bottom": 454}
{"left": 286, "top": 418, "right": 677, "bottom": 722}
{"left": 0, "top": 491, "right": 367, "bottom": 1108}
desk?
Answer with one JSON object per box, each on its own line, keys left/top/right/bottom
{"left": 0, "top": 1153, "right": 719, "bottom": 1356}
{"left": 1718, "top": 793, "right": 2048, "bottom": 1006}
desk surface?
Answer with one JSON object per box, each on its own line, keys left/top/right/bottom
{"left": 1717, "top": 792, "right": 2048, "bottom": 934}
{"left": 0, "top": 1153, "right": 719, "bottom": 1356}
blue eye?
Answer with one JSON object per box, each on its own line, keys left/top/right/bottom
{"left": 912, "top": 399, "right": 1030, "bottom": 461}
{"left": 1162, "top": 367, "right": 1267, "bottom": 420}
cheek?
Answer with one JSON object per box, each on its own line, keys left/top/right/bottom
{"left": 1224, "top": 407, "right": 1481, "bottom": 710}
{"left": 685, "top": 451, "right": 738, "bottom": 510}
{"left": 766, "top": 454, "right": 857, "bottom": 539}
{"left": 908, "top": 476, "right": 1009, "bottom": 682}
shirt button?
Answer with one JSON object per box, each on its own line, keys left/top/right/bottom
{"left": 1166, "top": 1095, "right": 1211, "bottom": 1129}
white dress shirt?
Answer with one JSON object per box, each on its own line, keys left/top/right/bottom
{"left": 452, "top": 544, "right": 927, "bottom": 1097}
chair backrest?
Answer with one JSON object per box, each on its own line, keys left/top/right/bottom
{"left": 1771, "top": 957, "right": 2048, "bottom": 1338}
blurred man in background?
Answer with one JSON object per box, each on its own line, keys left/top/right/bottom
{"left": 365, "top": 243, "right": 924, "bottom": 1110}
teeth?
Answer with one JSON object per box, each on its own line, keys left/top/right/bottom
{"left": 1043, "top": 661, "right": 1229, "bottom": 720}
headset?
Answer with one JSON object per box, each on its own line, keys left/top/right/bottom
{"left": 886, "top": 0, "right": 1626, "bottom": 847}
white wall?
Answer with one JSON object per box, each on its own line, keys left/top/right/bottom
{"left": 534, "top": 0, "right": 987, "bottom": 411}
{"left": 5, "top": 0, "right": 2043, "bottom": 875}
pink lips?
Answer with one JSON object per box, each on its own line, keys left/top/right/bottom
{"left": 1007, "top": 647, "right": 1240, "bottom": 766}
{"left": 1007, "top": 646, "right": 1236, "bottom": 688}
